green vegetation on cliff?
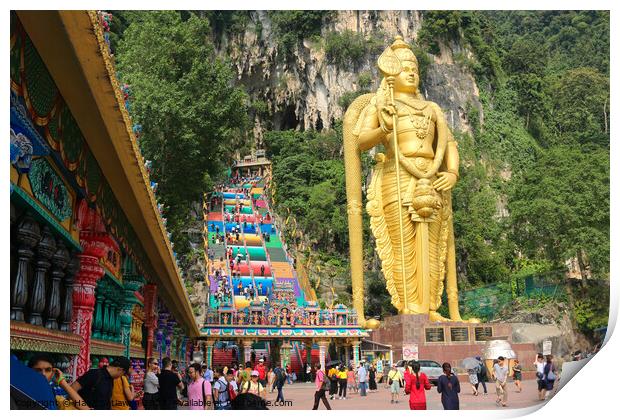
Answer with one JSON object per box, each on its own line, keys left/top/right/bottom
{"left": 110, "top": 10, "right": 609, "bottom": 334}
{"left": 267, "top": 11, "right": 609, "bottom": 331}
{"left": 113, "top": 11, "right": 249, "bottom": 256}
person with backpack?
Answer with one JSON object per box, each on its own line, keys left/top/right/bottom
{"left": 213, "top": 367, "right": 238, "bottom": 410}
{"left": 387, "top": 363, "right": 403, "bottom": 404}
{"left": 187, "top": 363, "right": 211, "bottom": 410}
{"left": 405, "top": 361, "right": 431, "bottom": 410}
{"left": 475, "top": 356, "right": 488, "bottom": 395}
{"left": 327, "top": 365, "right": 339, "bottom": 399}
{"left": 273, "top": 365, "right": 286, "bottom": 403}
{"left": 337, "top": 364, "right": 348, "bottom": 400}
{"left": 242, "top": 370, "right": 266, "bottom": 398}
{"left": 312, "top": 363, "right": 331, "bottom": 410}
{"left": 238, "top": 361, "right": 251, "bottom": 388}
{"left": 71, "top": 356, "right": 131, "bottom": 410}
{"left": 543, "top": 355, "right": 558, "bottom": 400}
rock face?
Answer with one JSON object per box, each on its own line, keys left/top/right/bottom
{"left": 214, "top": 10, "right": 482, "bottom": 147}
{"left": 505, "top": 302, "right": 593, "bottom": 360}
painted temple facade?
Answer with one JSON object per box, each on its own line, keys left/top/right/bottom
{"left": 9, "top": 11, "right": 198, "bottom": 395}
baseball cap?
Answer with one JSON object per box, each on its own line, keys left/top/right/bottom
{"left": 259, "top": 358, "right": 264, "bottom": 362}
{"left": 251, "top": 370, "right": 259, "bottom": 376}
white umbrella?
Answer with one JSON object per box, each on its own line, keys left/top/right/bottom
{"left": 461, "top": 357, "right": 480, "bottom": 370}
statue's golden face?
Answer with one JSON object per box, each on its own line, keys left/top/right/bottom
{"left": 393, "top": 60, "right": 419, "bottom": 94}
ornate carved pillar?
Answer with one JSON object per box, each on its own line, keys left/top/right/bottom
{"left": 318, "top": 340, "right": 329, "bottom": 371}
{"left": 280, "top": 340, "right": 292, "bottom": 369}
{"left": 186, "top": 340, "right": 194, "bottom": 365}
{"left": 110, "top": 300, "right": 120, "bottom": 342}
{"left": 181, "top": 337, "right": 188, "bottom": 365}
{"left": 143, "top": 284, "right": 158, "bottom": 358}
{"left": 156, "top": 309, "right": 169, "bottom": 361}
{"left": 352, "top": 340, "right": 361, "bottom": 368}
{"left": 155, "top": 323, "right": 163, "bottom": 361}
{"left": 69, "top": 250, "right": 105, "bottom": 379}
{"left": 130, "top": 305, "right": 144, "bottom": 351}
{"left": 166, "top": 318, "right": 177, "bottom": 358}
{"left": 243, "top": 339, "right": 253, "bottom": 364}
{"left": 92, "top": 292, "right": 104, "bottom": 339}
{"left": 28, "top": 226, "right": 56, "bottom": 325}
{"left": 69, "top": 201, "right": 110, "bottom": 379}
{"left": 11, "top": 214, "right": 41, "bottom": 322}
{"left": 306, "top": 340, "right": 313, "bottom": 368}
{"left": 344, "top": 343, "right": 351, "bottom": 367}
{"left": 60, "top": 254, "right": 80, "bottom": 332}
{"left": 205, "top": 339, "right": 215, "bottom": 368}
{"left": 102, "top": 297, "right": 111, "bottom": 340}
{"left": 120, "top": 270, "right": 143, "bottom": 357}
{"left": 45, "top": 241, "right": 69, "bottom": 329}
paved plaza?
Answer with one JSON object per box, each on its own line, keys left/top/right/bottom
{"left": 266, "top": 379, "right": 550, "bottom": 410}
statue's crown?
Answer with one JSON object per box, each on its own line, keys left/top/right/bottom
{"left": 390, "top": 35, "right": 418, "bottom": 67}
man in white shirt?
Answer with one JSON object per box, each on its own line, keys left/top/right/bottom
{"left": 492, "top": 356, "right": 509, "bottom": 407}
{"left": 357, "top": 364, "right": 368, "bottom": 397}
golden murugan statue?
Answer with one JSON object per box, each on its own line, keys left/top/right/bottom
{"left": 344, "top": 36, "right": 477, "bottom": 328}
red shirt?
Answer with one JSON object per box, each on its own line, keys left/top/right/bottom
{"left": 405, "top": 371, "right": 432, "bottom": 408}
{"left": 256, "top": 364, "right": 266, "bottom": 380}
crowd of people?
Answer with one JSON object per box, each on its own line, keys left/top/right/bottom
{"left": 22, "top": 350, "right": 564, "bottom": 410}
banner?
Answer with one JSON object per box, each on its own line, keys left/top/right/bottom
{"left": 543, "top": 339, "right": 552, "bottom": 355}
{"left": 402, "top": 343, "right": 419, "bottom": 360}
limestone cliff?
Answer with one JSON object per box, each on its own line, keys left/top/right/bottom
{"left": 213, "top": 10, "right": 482, "bottom": 147}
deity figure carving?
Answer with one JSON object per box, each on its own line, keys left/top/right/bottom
{"left": 344, "top": 36, "right": 478, "bottom": 326}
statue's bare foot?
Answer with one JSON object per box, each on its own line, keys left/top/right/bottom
{"left": 463, "top": 317, "right": 481, "bottom": 323}
{"left": 429, "top": 311, "right": 451, "bottom": 322}
{"left": 447, "top": 313, "right": 482, "bottom": 323}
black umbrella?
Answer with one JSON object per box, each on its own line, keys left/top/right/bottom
{"left": 325, "top": 360, "right": 342, "bottom": 368}
{"left": 231, "top": 392, "right": 269, "bottom": 410}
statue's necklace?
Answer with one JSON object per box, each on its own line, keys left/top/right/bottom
{"left": 394, "top": 98, "right": 432, "bottom": 140}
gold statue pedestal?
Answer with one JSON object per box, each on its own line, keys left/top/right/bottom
{"left": 369, "top": 314, "right": 537, "bottom": 368}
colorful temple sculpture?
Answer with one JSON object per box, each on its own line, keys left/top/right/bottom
{"left": 201, "top": 163, "right": 370, "bottom": 372}
{"left": 9, "top": 10, "right": 199, "bottom": 400}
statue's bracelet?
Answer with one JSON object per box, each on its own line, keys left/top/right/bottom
{"left": 447, "top": 169, "right": 459, "bottom": 180}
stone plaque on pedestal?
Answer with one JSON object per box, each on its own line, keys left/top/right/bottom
{"left": 370, "top": 314, "right": 526, "bottom": 367}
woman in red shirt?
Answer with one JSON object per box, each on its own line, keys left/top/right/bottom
{"left": 405, "top": 361, "right": 432, "bottom": 410}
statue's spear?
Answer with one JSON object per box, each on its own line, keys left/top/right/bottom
{"left": 378, "top": 45, "right": 410, "bottom": 314}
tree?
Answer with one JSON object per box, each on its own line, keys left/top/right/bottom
{"left": 547, "top": 67, "right": 610, "bottom": 147}
{"left": 508, "top": 145, "right": 609, "bottom": 279}
{"left": 115, "top": 11, "right": 249, "bottom": 254}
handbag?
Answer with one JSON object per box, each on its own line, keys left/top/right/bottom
{"left": 320, "top": 372, "right": 330, "bottom": 391}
